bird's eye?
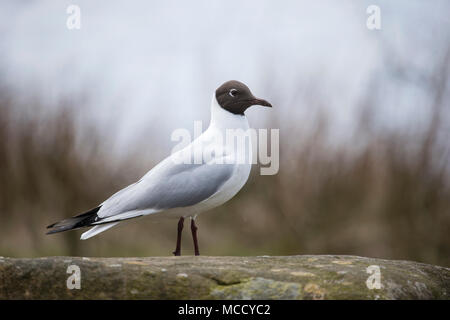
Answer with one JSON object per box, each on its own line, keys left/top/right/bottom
{"left": 229, "top": 89, "right": 238, "bottom": 97}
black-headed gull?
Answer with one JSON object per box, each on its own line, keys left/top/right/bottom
{"left": 47, "top": 80, "right": 272, "bottom": 255}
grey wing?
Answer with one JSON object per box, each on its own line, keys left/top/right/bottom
{"left": 98, "top": 160, "right": 235, "bottom": 218}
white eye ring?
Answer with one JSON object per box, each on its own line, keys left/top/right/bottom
{"left": 229, "top": 89, "right": 238, "bottom": 97}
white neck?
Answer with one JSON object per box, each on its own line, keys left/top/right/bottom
{"left": 209, "top": 95, "right": 249, "bottom": 131}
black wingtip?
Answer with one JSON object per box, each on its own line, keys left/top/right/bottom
{"left": 46, "top": 225, "right": 74, "bottom": 235}
{"left": 46, "top": 206, "right": 102, "bottom": 235}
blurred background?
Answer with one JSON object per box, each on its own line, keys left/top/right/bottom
{"left": 0, "top": 0, "right": 449, "bottom": 266}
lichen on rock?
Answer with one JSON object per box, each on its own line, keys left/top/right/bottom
{"left": 0, "top": 255, "right": 448, "bottom": 299}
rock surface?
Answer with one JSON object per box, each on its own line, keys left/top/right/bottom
{"left": 0, "top": 255, "right": 448, "bottom": 299}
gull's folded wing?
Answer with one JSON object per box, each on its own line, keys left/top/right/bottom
{"left": 97, "top": 158, "right": 235, "bottom": 219}
{"left": 47, "top": 155, "right": 236, "bottom": 239}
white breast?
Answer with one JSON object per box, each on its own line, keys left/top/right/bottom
{"left": 202, "top": 96, "right": 252, "bottom": 202}
{"left": 201, "top": 161, "right": 251, "bottom": 210}
{"left": 161, "top": 96, "right": 253, "bottom": 218}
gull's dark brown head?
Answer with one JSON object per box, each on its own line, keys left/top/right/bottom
{"left": 215, "top": 80, "right": 272, "bottom": 115}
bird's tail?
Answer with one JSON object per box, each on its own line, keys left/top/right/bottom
{"left": 80, "top": 222, "right": 119, "bottom": 240}
{"left": 46, "top": 206, "right": 101, "bottom": 235}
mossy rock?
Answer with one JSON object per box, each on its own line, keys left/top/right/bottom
{"left": 0, "top": 255, "right": 448, "bottom": 299}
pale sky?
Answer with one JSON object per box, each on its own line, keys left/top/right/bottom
{"left": 1, "top": 0, "right": 449, "bottom": 157}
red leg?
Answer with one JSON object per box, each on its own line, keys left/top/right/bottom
{"left": 173, "top": 217, "right": 184, "bottom": 256}
{"left": 191, "top": 218, "right": 200, "bottom": 256}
